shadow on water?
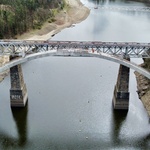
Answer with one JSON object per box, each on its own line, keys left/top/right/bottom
{"left": 11, "top": 102, "right": 28, "bottom": 147}
{"left": 110, "top": 108, "right": 128, "bottom": 146}
{"left": 0, "top": 104, "right": 28, "bottom": 149}
{"left": 110, "top": 107, "right": 150, "bottom": 149}
{"left": 89, "top": 0, "right": 150, "bottom": 5}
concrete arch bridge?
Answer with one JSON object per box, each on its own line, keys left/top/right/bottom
{"left": 0, "top": 40, "right": 150, "bottom": 115}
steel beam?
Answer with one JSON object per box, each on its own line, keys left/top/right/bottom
{"left": 0, "top": 41, "right": 150, "bottom": 58}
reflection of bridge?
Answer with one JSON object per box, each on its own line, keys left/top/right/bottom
{"left": 91, "top": 5, "right": 150, "bottom": 12}
{"left": 0, "top": 40, "right": 150, "bottom": 117}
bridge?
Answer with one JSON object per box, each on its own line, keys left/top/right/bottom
{"left": 0, "top": 40, "right": 150, "bottom": 58}
{"left": 0, "top": 40, "right": 150, "bottom": 117}
{"left": 92, "top": 5, "right": 150, "bottom": 12}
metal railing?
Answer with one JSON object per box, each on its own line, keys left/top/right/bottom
{"left": 0, "top": 40, "right": 150, "bottom": 58}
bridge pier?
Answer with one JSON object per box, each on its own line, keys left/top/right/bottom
{"left": 10, "top": 64, "right": 28, "bottom": 107}
{"left": 112, "top": 61, "right": 130, "bottom": 110}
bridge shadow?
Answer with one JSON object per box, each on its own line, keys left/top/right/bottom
{"left": 11, "top": 102, "right": 28, "bottom": 147}
{"left": 110, "top": 108, "right": 150, "bottom": 149}
{"left": 110, "top": 108, "right": 128, "bottom": 146}
{"left": 0, "top": 104, "right": 28, "bottom": 149}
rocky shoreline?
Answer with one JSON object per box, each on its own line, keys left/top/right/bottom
{"left": 0, "top": 56, "right": 9, "bottom": 82}
{"left": 18, "top": 0, "right": 90, "bottom": 40}
{"left": 135, "top": 66, "right": 150, "bottom": 117}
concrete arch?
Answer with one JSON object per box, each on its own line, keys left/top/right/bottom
{"left": 0, "top": 50, "right": 150, "bottom": 79}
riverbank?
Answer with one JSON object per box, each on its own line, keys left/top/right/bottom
{"left": 18, "top": 0, "right": 90, "bottom": 40}
{"left": 0, "top": 0, "right": 90, "bottom": 82}
{"left": 0, "top": 56, "right": 9, "bottom": 81}
{"left": 135, "top": 66, "right": 150, "bottom": 117}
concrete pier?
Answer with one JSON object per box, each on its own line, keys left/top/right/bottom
{"left": 10, "top": 64, "right": 28, "bottom": 107}
{"left": 113, "top": 62, "right": 130, "bottom": 110}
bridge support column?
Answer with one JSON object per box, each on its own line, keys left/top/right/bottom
{"left": 10, "top": 64, "right": 28, "bottom": 107}
{"left": 112, "top": 62, "right": 130, "bottom": 110}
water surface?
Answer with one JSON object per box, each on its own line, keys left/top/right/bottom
{"left": 0, "top": 0, "right": 150, "bottom": 149}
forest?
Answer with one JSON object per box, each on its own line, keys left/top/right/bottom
{"left": 0, "top": 0, "right": 65, "bottom": 38}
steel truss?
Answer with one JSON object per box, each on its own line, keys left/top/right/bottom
{"left": 0, "top": 40, "right": 150, "bottom": 58}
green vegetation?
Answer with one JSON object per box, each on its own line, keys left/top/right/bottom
{"left": 0, "top": 0, "right": 66, "bottom": 39}
{"left": 142, "top": 49, "right": 150, "bottom": 71}
{"left": 143, "top": 59, "right": 150, "bottom": 71}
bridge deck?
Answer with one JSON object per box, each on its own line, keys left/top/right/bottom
{"left": 0, "top": 41, "right": 150, "bottom": 58}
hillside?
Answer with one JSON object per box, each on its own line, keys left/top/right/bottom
{"left": 0, "top": 0, "right": 65, "bottom": 38}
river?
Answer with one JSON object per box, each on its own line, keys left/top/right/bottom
{"left": 0, "top": 0, "right": 150, "bottom": 149}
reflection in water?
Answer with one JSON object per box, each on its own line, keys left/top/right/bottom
{"left": 0, "top": 0, "right": 150, "bottom": 149}
{"left": 89, "top": 0, "right": 150, "bottom": 6}
{"left": 110, "top": 108, "right": 150, "bottom": 149}
{"left": 0, "top": 105, "right": 28, "bottom": 149}
{"left": 11, "top": 103, "right": 28, "bottom": 147}
{"left": 0, "top": 104, "right": 28, "bottom": 149}
{"left": 0, "top": 131, "right": 16, "bottom": 149}
{"left": 110, "top": 108, "right": 128, "bottom": 146}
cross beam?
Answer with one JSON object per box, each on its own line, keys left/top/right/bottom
{"left": 0, "top": 41, "right": 150, "bottom": 58}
